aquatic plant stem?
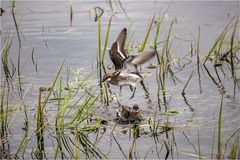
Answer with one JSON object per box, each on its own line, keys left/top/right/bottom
{"left": 196, "top": 26, "right": 202, "bottom": 94}
{"left": 217, "top": 82, "right": 224, "bottom": 159}
{"left": 11, "top": 0, "right": 21, "bottom": 78}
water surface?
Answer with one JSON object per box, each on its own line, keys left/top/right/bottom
{"left": 1, "top": 1, "right": 239, "bottom": 159}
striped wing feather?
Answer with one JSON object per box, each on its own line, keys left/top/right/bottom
{"left": 109, "top": 28, "right": 127, "bottom": 70}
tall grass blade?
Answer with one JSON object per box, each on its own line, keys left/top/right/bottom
{"left": 203, "top": 14, "right": 237, "bottom": 64}
{"left": 196, "top": 26, "right": 202, "bottom": 93}
{"left": 181, "top": 70, "right": 194, "bottom": 111}
{"left": 11, "top": 0, "right": 22, "bottom": 83}
{"left": 217, "top": 82, "right": 225, "bottom": 159}
{"left": 140, "top": 15, "right": 155, "bottom": 52}
{"left": 229, "top": 16, "right": 238, "bottom": 97}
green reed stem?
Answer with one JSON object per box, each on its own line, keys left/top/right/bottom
{"left": 203, "top": 14, "right": 237, "bottom": 64}
{"left": 36, "top": 87, "right": 45, "bottom": 153}
{"left": 217, "top": 83, "right": 224, "bottom": 159}
{"left": 140, "top": 15, "right": 155, "bottom": 52}
{"left": 161, "top": 19, "right": 174, "bottom": 110}
{"left": 0, "top": 81, "right": 8, "bottom": 141}
{"left": 101, "top": 15, "right": 112, "bottom": 74}
{"left": 11, "top": 0, "right": 22, "bottom": 78}
{"left": 211, "top": 128, "right": 216, "bottom": 159}
{"left": 95, "top": 7, "right": 111, "bottom": 105}
{"left": 196, "top": 26, "right": 202, "bottom": 94}
{"left": 181, "top": 70, "right": 194, "bottom": 95}
{"left": 97, "top": 15, "right": 102, "bottom": 82}
{"left": 35, "top": 62, "right": 64, "bottom": 157}
{"left": 197, "top": 130, "right": 201, "bottom": 159}
{"left": 229, "top": 16, "right": 238, "bottom": 97}
{"left": 1, "top": 40, "right": 13, "bottom": 81}
{"left": 54, "top": 77, "right": 64, "bottom": 159}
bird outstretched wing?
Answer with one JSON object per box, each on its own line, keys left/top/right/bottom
{"left": 123, "top": 50, "right": 156, "bottom": 73}
{"left": 130, "top": 50, "right": 156, "bottom": 65}
{"left": 109, "top": 28, "right": 127, "bottom": 70}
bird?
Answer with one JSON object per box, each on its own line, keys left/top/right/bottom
{"left": 102, "top": 70, "right": 151, "bottom": 99}
{"left": 116, "top": 103, "right": 143, "bottom": 123}
{"left": 101, "top": 28, "right": 155, "bottom": 99}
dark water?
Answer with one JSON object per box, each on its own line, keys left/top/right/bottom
{"left": 1, "top": 1, "right": 240, "bottom": 159}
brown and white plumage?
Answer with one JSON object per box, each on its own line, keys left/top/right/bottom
{"left": 102, "top": 70, "right": 151, "bottom": 87}
{"left": 109, "top": 28, "right": 127, "bottom": 70}
{"left": 109, "top": 28, "right": 156, "bottom": 71}
{"left": 116, "top": 103, "right": 143, "bottom": 123}
{"left": 102, "top": 28, "right": 155, "bottom": 99}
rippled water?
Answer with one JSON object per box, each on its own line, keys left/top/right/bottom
{"left": 1, "top": 1, "right": 240, "bottom": 159}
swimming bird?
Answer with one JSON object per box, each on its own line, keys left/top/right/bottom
{"left": 101, "top": 28, "right": 155, "bottom": 99}
{"left": 116, "top": 103, "right": 143, "bottom": 123}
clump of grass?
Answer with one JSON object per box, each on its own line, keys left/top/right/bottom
{"left": 151, "top": 2, "right": 176, "bottom": 113}
{"left": 154, "top": 12, "right": 165, "bottom": 111}
{"left": 227, "top": 131, "right": 240, "bottom": 159}
{"left": 52, "top": 78, "right": 104, "bottom": 159}
{"left": 35, "top": 87, "right": 49, "bottom": 158}
{"left": 0, "top": 82, "right": 10, "bottom": 147}
{"left": 31, "top": 63, "right": 105, "bottom": 159}
{"left": 1, "top": 35, "right": 30, "bottom": 159}
{"left": 0, "top": 81, "right": 15, "bottom": 159}
{"left": 147, "top": 110, "right": 178, "bottom": 136}
{"left": 34, "top": 62, "right": 64, "bottom": 158}
{"left": 156, "top": 19, "right": 175, "bottom": 111}
{"left": 203, "top": 14, "right": 240, "bottom": 95}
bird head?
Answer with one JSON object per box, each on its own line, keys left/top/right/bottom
{"left": 102, "top": 73, "right": 113, "bottom": 83}
{"left": 101, "top": 70, "right": 121, "bottom": 85}
{"left": 132, "top": 104, "right": 139, "bottom": 112}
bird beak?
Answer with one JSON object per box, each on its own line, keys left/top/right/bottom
{"left": 102, "top": 77, "right": 107, "bottom": 83}
{"left": 99, "top": 76, "right": 107, "bottom": 86}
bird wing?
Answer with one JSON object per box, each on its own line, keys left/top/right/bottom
{"left": 130, "top": 50, "right": 156, "bottom": 65}
{"left": 122, "top": 50, "right": 155, "bottom": 73}
{"left": 109, "top": 28, "right": 127, "bottom": 70}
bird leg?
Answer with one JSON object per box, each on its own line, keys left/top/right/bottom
{"left": 133, "top": 71, "right": 143, "bottom": 79}
{"left": 129, "top": 86, "right": 136, "bottom": 99}
{"left": 119, "top": 86, "right": 122, "bottom": 96}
